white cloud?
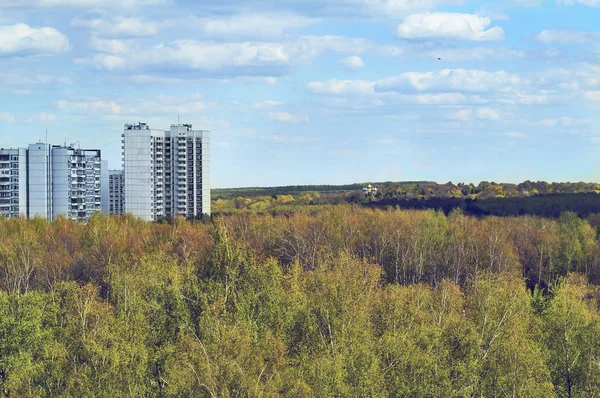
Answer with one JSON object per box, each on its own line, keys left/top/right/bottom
{"left": 253, "top": 101, "right": 285, "bottom": 109}
{"left": 512, "top": 0, "right": 542, "bottom": 5}
{"left": 39, "top": 112, "right": 56, "bottom": 121}
{"left": 0, "top": 73, "right": 72, "bottom": 85}
{"left": 199, "top": 13, "right": 316, "bottom": 41}
{"left": 77, "top": 35, "right": 401, "bottom": 77}
{"left": 0, "top": 113, "right": 15, "bottom": 123}
{"left": 476, "top": 107, "right": 500, "bottom": 120}
{"left": 308, "top": 79, "right": 375, "bottom": 96}
{"left": 338, "top": 56, "right": 364, "bottom": 71}
{"left": 268, "top": 112, "right": 309, "bottom": 123}
{"left": 375, "top": 69, "right": 520, "bottom": 93}
{"left": 56, "top": 95, "right": 208, "bottom": 116}
{"left": 77, "top": 32, "right": 527, "bottom": 79}
{"left": 536, "top": 29, "right": 599, "bottom": 44}
{"left": 557, "top": 0, "right": 600, "bottom": 7}
{"left": 0, "top": 0, "right": 164, "bottom": 7}
{"left": 76, "top": 54, "right": 127, "bottom": 70}
{"left": 359, "top": 0, "right": 466, "bottom": 16}
{"left": 89, "top": 37, "right": 129, "bottom": 54}
{"left": 535, "top": 117, "right": 590, "bottom": 127}
{"left": 584, "top": 91, "right": 600, "bottom": 101}
{"left": 450, "top": 109, "right": 472, "bottom": 120}
{"left": 306, "top": 65, "right": 600, "bottom": 112}
{"left": 503, "top": 132, "right": 526, "bottom": 138}
{"left": 0, "top": 23, "right": 69, "bottom": 56}
{"left": 57, "top": 100, "right": 122, "bottom": 114}
{"left": 449, "top": 107, "right": 500, "bottom": 121}
{"left": 396, "top": 12, "right": 505, "bottom": 41}
{"left": 260, "top": 134, "right": 316, "bottom": 144}
{"left": 71, "top": 16, "right": 159, "bottom": 38}
{"left": 416, "top": 93, "right": 467, "bottom": 104}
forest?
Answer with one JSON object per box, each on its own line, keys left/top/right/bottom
{"left": 214, "top": 181, "right": 600, "bottom": 219}
{"left": 2, "top": 206, "right": 600, "bottom": 396}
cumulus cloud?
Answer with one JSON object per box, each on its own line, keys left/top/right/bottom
{"left": 416, "top": 93, "right": 467, "bottom": 104}
{"left": 536, "top": 117, "right": 591, "bottom": 127}
{"left": 56, "top": 95, "right": 208, "bottom": 116}
{"left": 253, "top": 101, "right": 285, "bottom": 109}
{"left": 0, "top": 73, "right": 72, "bottom": 85}
{"left": 584, "top": 91, "right": 600, "bottom": 101}
{"left": 76, "top": 54, "right": 127, "bottom": 70}
{"left": 375, "top": 69, "right": 520, "bottom": 93}
{"left": 307, "top": 65, "right": 599, "bottom": 111}
{"left": 0, "top": 113, "right": 15, "bottom": 123}
{"left": 76, "top": 31, "right": 528, "bottom": 80}
{"left": 396, "top": 12, "right": 505, "bottom": 41}
{"left": 449, "top": 107, "right": 500, "bottom": 121}
{"left": 557, "top": 0, "right": 600, "bottom": 7}
{"left": 0, "top": 23, "right": 69, "bottom": 56}
{"left": 268, "top": 112, "right": 309, "bottom": 123}
{"left": 307, "top": 79, "right": 375, "bottom": 96}
{"left": 476, "top": 107, "right": 500, "bottom": 120}
{"left": 71, "top": 15, "right": 159, "bottom": 38}
{"left": 89, "top": 37, "right": 129, "bottom": 54}
{"left": 77, "top": 35, "right": 401, "bottom": 78}
{"left": 0, "top": 0, "right": 164, "bottom": 7}
{"left": 198, "top": 13, "right": 316, "bottom": 41}
{"left": 260, "top": 134, "right": 317, "bottom": 144}
{"left": 536, "top": 29, "right": 599, "bottom": 45}
{"left": 57, "top": 100, "right": 122, "bottom": 114}
{"left": 503, "top": 132, "right": 526, "bottom": 138}
{"left": 450, "top": 109, "right": 472, "bottom": 120}
{"left": 338, "top": 56, "right": 364, "bottom": 71}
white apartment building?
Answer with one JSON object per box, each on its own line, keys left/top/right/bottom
{"left": 122, "top": 122, "right": 210, "bottom": 221}
{"left": 0, "top": 148, "right": 28, "bottom": 218}
{"left": 108, "top": 169, "right": 124, "bottom": 215}
{"left": 0, "top": 143, "right": 106, "bottom": 222}
{"left": 29, "top": 143, "right": 105, "bottom": 222}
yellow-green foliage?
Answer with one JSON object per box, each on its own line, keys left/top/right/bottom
{"left": 1, "top": 209, "right": 600, "bottom": 396}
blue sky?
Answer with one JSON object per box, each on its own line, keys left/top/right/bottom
{"left": 0, "top": 0, "right": 599, "bottom": 188}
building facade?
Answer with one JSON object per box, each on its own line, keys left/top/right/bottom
{"left": 0, "top": 144, "right": 105, "bottom": 222}
{"left": 123, "top": 122, "right": 210, "bottom": 221}
{"left": 0, "top": 148, "right": 28, "bottom": 218}
{"left": 108, "top": 169, "right": 125, "bottom": 215}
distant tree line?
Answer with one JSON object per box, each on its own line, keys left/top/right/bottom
{"left": 368, "top": 192, "right": 600, "bottom": 218}
{"left": 214, "top": 181, "right": 600, "bottom": 218}
{"left": 1, "top": 208, "right": 600, "bottom": 396}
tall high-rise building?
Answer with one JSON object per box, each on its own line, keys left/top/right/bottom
{"left": 0, "top": 143, "right": 105, "bottom": 222}
{"left": 0, "top": 148, "right": 28, "bottom": 218}
{"left": 108, "top": 169, "right": 124, "bottom": 215}
{"left": 122, "top": 122, "right": 210, "bottom": 221}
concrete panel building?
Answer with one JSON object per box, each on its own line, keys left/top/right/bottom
{"left": 61, "top": 147, "right": 103, "bottom": 222}
{"left": 108, "top": 169, "right": 124, "bottom": 215}
{"left": 101, "top": 160, "right": 109, "bottom": 214}
{"left": 0, "top": 148, "right": 28, "bottom": 218}
{"left": 123, "top": 122, "right": 210, "bottom": 221}
{"left": 0, "top": 143, "right": 105, "bottom": 222}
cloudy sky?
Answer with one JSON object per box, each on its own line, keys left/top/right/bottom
{"left": 0, "top": 0, "right": 599, "bottom": 187}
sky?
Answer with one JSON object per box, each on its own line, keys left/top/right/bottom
{"left": 0, "top": 0, "right": 599, "bottom": 188}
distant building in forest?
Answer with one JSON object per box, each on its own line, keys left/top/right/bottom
{"left": 122, "top": 122, "right": 210, "bottom": 222}
{"left": 363, "top": 184, "right": 378, "bottom": 196}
